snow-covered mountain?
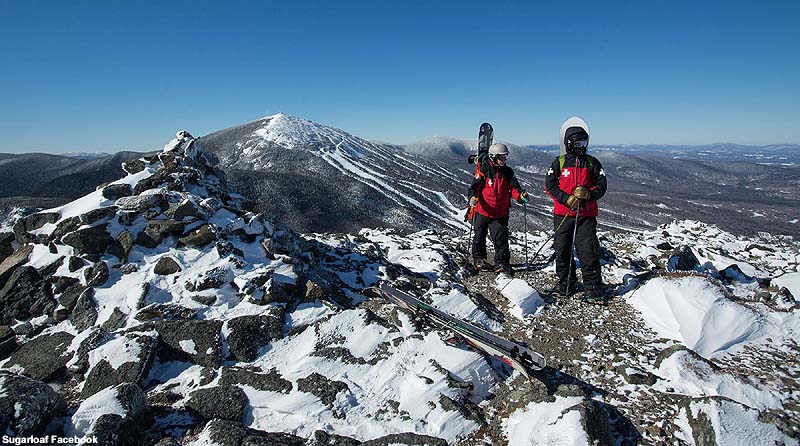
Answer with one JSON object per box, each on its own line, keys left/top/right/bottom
{"left": 198, "top": 114, "right": 470, "bottom": 233}
{"left": 0, "top": 132, "right": 798, "bottom": 445}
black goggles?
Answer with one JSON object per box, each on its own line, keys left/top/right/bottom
{"left": 569, "top": 139, "right": 588, "bottom": 149}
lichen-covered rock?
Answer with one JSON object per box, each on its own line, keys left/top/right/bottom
{"left": 67, "top": 255, "right": 86, "bottom": 272}
{"left": 80, "top": 206, "right": 117, "bottom": 225}
{"left": 0, "top": 266, "right": 56, "bottom": 325}
{"left": 62, "top": 224, "right": 115, "bottom": 256}
{"left": 148, "top": 219, "right": 186, "bottom": 238}
{"left": 131, "top": 319, "right": 222, "bottom": 368}
{"left": 57, "top": 283, "right": 88, "bottom": 312}
{"left": 6, "top": 331, "right": 74, "bottom": 381}
{"left": 198, "top": 419, "right": 307, "bottom": 446}
{"left": 219, "top": 367, "right": 293, "bottom": 393}
{"left": 119, "top": 263, "right": 138, "bottom": 275}
{"left": 102, "top": 183, "right": 134, "bottom": 200}
{"left": 297, "top": 372, "right": 350, "bottom": 406}
{"left": 0, "top": 371, "right": 66, "bottom": 436}
{"left": 134, "top": 303, "right": 196, "bottom": 322}
{"left": 186, "top": 385, "right": 247, "bottom": 421}
{"left": 165, "top": 199, "right": 205, "bottom": 220}
{"left": 36, "top": 256, "right": 64, "bottom": 278}
{"left": 184, "top": 266, "right": 230, "bottom": 292}
{"left": 0, "top": 244, "right": 34, "bottom": 289}
{"left": 179, "top": 224, "right": 217, "bottom": 247}
{"left": 82, "top": 332, "right": 159, "bottom": 398}
{"left": 108, "top": 230, "right": 134, "bottom": 262}
{"left": 101, "top": 308, "right": 129, "bottom": 332}
{"left": 308, "top": 430, "right": 361, "bottom": 446}
{"left": 0, "top": 325, "right": 17, "bottom": 359}
{"left": 0, "top": 232, "right": 14, "bottom": 263}
{"left": 190, "top": 294, "right": 216, "bottom": 306}
{"left": 66, "top": 327, "right": 112, "bottom": 374}
{"left": 12, "top": 212, "right": 59, "bottom": 239}
{"left": 84, "top": 260, "right": 109, "bottom": 287}
{"left": 115, "top": 193, "right": 164, "bottom": 212}
{"left": 667, "top": 245, "right": 701, "bottom": 272}
{"left": 361, "top": 433, "right": 449, "bottom": 446}
{"left": 153, "top": 256, "right": 181, "bottom": 275}
{"left": 226, "top": 307, "right": 284, "bottom": 362}
{"left": 122, "top": 159, "right": 145, "bottom": 175}
{"left": 71, "top": 288, "right": 98, "bottom": 331}
{"left": 52, "top": 275, "right": 79, "bottom": 293}
{"left": 47, "top": 216, "right": 82, "bottom": 243}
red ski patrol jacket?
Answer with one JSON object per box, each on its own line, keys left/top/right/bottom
{"left": 468, "top": 157, "right": 525, "bottom": 219}
{"left": 544, "top": 154, "right": 607, "bottom": 217}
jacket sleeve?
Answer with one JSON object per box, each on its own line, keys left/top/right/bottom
{"left": 509, "top": 170, "right": 524, "bottom": 201}
{"left": 589, "top": 157, "right": 607, "bottom": 202}
{"left": 545, "top": 158, "right": 570, "bottom": 205}
{"left": 468, "top": 174, "right": 484, "bottom": 198}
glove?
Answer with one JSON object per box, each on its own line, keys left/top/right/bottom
{"left": 469, "top": 196, "right": 479, "bottom": 207}
{"left": 573, "top": 186, "right": 590, "bottom": 200}
{"left": 566, "top": 195, "right": 579, "bottom": 210}
{"left": 518, "top": 191, "right": 529, "bottom": 204}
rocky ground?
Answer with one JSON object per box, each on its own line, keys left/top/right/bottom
{"left": 1, "top": 132, "right": 798, "bottom": 445}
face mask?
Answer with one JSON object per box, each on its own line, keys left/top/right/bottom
{"left": 567, "top": 138, "right": 588, "bottom": 156}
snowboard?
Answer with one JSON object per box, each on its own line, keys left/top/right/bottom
{"left": 468, "top": 122, "right": 493, "bottom": 165}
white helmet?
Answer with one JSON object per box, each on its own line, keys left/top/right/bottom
{"left": 559, "top": 117, "right": 590, "bottom": 156}
{"left": 489, "top": 143, "right": 509, "bottom": 156}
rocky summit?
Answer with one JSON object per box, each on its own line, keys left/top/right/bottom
{"left": 0, "top": 132, "right": 799, "bottom": 446}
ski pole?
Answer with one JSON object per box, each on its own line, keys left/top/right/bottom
{"left": 528, "top": 212, "right": 569, "bottom": 266}
{"left": 467, "top": 207, "right": 474, "bottom": 263}
{"left": 523, "top": 202, "right": 528, "bottom": 266}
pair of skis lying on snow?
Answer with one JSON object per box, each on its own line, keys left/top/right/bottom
{"left": 366, "top": 282, "right": 546, "bottom": 379}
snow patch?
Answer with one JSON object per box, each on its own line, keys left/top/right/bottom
{"left": 503, "top": 396, "right": 589, "bottom": 446}
{"left": 627, "top": 277, "right": 763, "bottom": 357}
{"left": 179, "top": 339, "right": 197, "bottom": 355}
{"left": 494, "top": 276, "right": 545, "bottom": 319}
{"left": 653, "top": 348, "right": 782, "bottom": 410}
{"left": 64, "top": 386, "right": 128, "bottom": 438}
{"left": 686, "top": 398, "right": 797, "bottom": 446}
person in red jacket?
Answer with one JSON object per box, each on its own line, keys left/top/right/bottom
{"left": 545, "top": 117, "right": 607, "bottom": 303}
{"left": 468, "top": 143, "right": 529, "bottom": 274}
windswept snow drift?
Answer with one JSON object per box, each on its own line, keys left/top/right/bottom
{"left": 494, "top": 275, "right": 545, "bottom": 320}
{"left": 627, "top": 277, "right": 763, "bottom": 358}
{"left": 503, "top": 396, "right": 589, "bottom": 446}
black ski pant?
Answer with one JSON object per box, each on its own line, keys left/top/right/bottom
{"left": 471, "top": 213, "right": 510, "bottom": 265}
{"left": 553, "top": 214, "right": 602, "bottom": 289}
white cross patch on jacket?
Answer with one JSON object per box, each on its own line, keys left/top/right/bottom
{"left": 547, "top": 168, "right": 553, "bottom": 176}
{"left": 562, "top": 170, "right": 571, "bottom": 178}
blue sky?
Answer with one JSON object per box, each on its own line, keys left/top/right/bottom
{"left": 1, "top": 0, "right": 798, "bottom": 153}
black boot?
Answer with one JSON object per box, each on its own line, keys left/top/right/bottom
{"left": 581, "top": 286, "right": 608, "bottom": 305}
{"left": 473, "top": 258, "right": 491, "bottom": 271}
{"left": 549, "top": 281, "right": 582, "bottom": 297}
